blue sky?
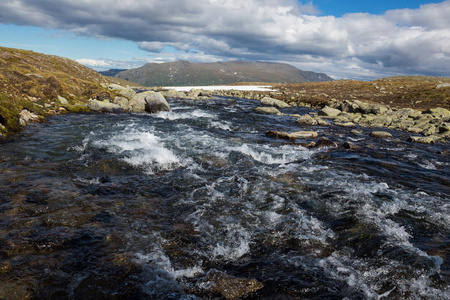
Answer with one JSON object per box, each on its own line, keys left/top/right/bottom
{"left": 0, "top": 0, "right": 449, "bottom": 80}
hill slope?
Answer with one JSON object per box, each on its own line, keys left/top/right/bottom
{"left": 106, "top": 61, "right": 332, "bottom": 86}
{"left": 0, "top": 46, "right": 112, "bottom": 135}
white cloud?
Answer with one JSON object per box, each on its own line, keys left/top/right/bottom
{"left": 1, "top": 0, "right": 449, "bottom": 79}
{"left": 76, "top": 58, "right": 111, "bottom": 68}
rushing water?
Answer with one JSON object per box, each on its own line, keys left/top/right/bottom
{"left": 0, "top": 96, "right": 449, "bottom": 299}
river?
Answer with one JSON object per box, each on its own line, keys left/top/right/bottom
{"left": 0, "top": 96, "right": 449, "bottom": 299}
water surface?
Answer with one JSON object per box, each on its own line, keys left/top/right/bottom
{"left": 0, "top": 97, "right": 448, "bottom": 299}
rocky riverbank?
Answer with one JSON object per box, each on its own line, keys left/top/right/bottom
{"left": 188, "top": 85, "right": 450, "bottom": 144}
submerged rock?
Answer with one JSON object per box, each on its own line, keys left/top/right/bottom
{"left": 370, "top": 131, "right": 393, "bottom": 139}
{"left": 202, "top": 269, "right": 263, "bottom": 300}
{"left": 260, "top": 96, "right": 291, "bottom": 108}
{"left": 342, "top": 141, "right": 360, "bottom": 150}
{"left": 314, "top": 137, "right": 338, "bottom": 148}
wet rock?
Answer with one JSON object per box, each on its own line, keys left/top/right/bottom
{"left": 87, "top": 99, "right": 122, "bottom": 113}
{"left": 265, "top": 130, "right": 292, "bottom": 139}
{"left": 351, "top": 129, "right": 363, "bottom": 135}
{"left": 202, "top": 269, "right": 263, "bottom": 300}
{"left": 290, "top": 131, "right": 319, "bottom": 139}
{"left": 342, "top": 141, "right": 360, "bottom": 150}
{"left": 19, "top": 109, "right": 39, "bottom": 126}
{"left": 314, "top": 116, "right": 331, "bottom": 126}
{"left": 408, "top": 136, "right": 437, "bottom": 144}
{"left": 144, "top": 92, "right": 171, "bottom": 113}
{"left": 261, "top": 96, "right": 291, "bottom": 108}
{"left": 318, "top": 106, "right": 341, "bottom": 118}
{"left": 254, "top": 107, "right": 282, "bottom": 115}
{"left": 314, "top": 137, "right": 338, "bottom": 148}
{"left": 370, "top": 131, "right": 393, "bottom": 139}
{"left": 265, "top": 130, "right": 318, "bottom": 139}
{"left": 295, "top": 114, "right": 318, "bottom": 126}
{"left": 336, "top": 122, "right": 356, "bottom": 127}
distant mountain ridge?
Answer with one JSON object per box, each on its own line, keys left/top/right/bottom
{"left": 101, "top": 61, "right": 333, "bottom": 86}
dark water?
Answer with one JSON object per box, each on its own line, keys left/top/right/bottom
{"left": 0, "top": 97, "right": 449, "bottom": 299}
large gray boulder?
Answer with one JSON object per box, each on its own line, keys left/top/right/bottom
{"left": 128, "top": 91, "right": 171, "bottom": 113}
{"left": 144, "top": 92, "right": 171, "bottom": 113}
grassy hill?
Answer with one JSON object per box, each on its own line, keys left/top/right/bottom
{"left": 0, "top": 46, "right": 114, "bottom": 136}
{"left": 106, "top": 60, "right": 333, "bottom": 86}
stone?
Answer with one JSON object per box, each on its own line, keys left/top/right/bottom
{"left": 408, "top": 136, "right": 437, "bottom": 144}
{"left": 19, "top": 109, "right": 39, "bottom": 126}
{"left": 107, "top": 83, "right": 126, "bottom": 90}
{"left": 202, "top": 269, "right": 263, "bottom": 300}
{"left": 351, "top": 129, "right": 363, "bottom": 135}
{"left": 336, "top": 122, "right": 356, "bottom": 127}
{"left": 261, "top": 96, "right": 291, "bottom": 108}
{"left": 295, "top": 114, "right": 318, "bottom": 126}
{"left": 289, "top": 131, "right": 319, "bottom": 139}
{"left": 318, "top": 106, "right": 341, "bottom": 117}
{"left": 314, "top": 116, "right": 331, "bottom": 126}
{"left": 57, "top": 95, "right": 69, "bottom": 105}
{"left": 112, "top": 96, "right": 129, "bottom": 108}
{"left": 144, "top": 92, "right": 171, "bottom": 113}
{"left": 265, "top": 130, "right": 318, "bottom": 139}
{"left": 87, "top": 99, "right": 122, "bottom": 113}
{"left": 342, "top": 141, "right": 360, "bottom": 150}
{"left": 254, "top": 107, "right": 282, "bottom": 115}
{"left": 314, "top": 137, "right": 338, "bottom": 148}
{"left": 370, "top": 131, "right": 393, "bottom": 138}
{"left": 129, "top": 91, "right": 162, "bottom": 112}
{"left": 265, "top": 130, "right": 292, "bottom": 139}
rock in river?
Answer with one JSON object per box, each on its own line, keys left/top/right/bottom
{"left": 370, "top": 131, "right": 393, "bottom": 139}
{"left": 144, "top": 92, "right": 171, "bottom": 113}
{"left": 260, "top": 96, "right": 291, "bottom": 108}
{"left": 296, "top": 114, "right": 318, "bottom": 126}
{"left": 254, "top": 107, "right": 282, "bottom": 115}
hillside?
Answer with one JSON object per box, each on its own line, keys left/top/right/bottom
{"left": 105, "top": 61, "right": 333, "bottom": 86}
{"left": 0, "top": 46, "right": 114, "bottom": 136}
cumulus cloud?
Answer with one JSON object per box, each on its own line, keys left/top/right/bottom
{"left": 1, "top": 0, "right": 449, "bottom": 79}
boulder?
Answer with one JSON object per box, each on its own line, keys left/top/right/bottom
{"left": 289, "top": 131, "right": 319, "bottom": 139}
{"left": 314, "top": 137, "right": 338, "bottom": 148}
{"left": 261, "top": 96, "right": 291, "bottom": 108}
{"left": 318, "top": 106, "right": 341, "bottom": 118}
{"left": 87, "top": 99, "right": 122, "bottom": 113}
{"left": 254, "top": 107, "right": 282, "bottom": 115}
{"left": 295, "top": 114, "right": 318, "bottom": 126}
{"left": 118, "top": 88, "right": 136, "bottom": 99}
{"left": 265, "top": 130, "right": 318, "bottom": 139}
{"left": 336, "top": 122, "right": 356, "bottom": 127}
{"left": 370, "top": 131, "right": 393, "bottom": 139}
{"left": 265, "top": 130, "right": 292, "bottom": 140}
{"left": 144, "top": 92, "right": 171, "bottom": 113}
{"left": 342, "top": 141, "right": 360, "bottom": 150}
{"left": 57, "top": 95, "right": 69, "bottom": 105}
{"left": 314, "top": 116, "right": 331, "bottom": 126}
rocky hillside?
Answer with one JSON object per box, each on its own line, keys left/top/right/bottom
{"left": 0, "top": 46, "right": 116, "bottom": 136}
{"left": 105, "top": 60, "right": 333, "bottom": 86}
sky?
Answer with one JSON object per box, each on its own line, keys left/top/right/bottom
{"left": 0, "top": 0, "right": 449, "bottom": 80}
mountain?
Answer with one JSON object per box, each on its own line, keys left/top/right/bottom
{"left": 99, "top": 69, "right": 127, "bottom": 77}
{"left": 108, "top": 61, "right": 332, "bottom": 86}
